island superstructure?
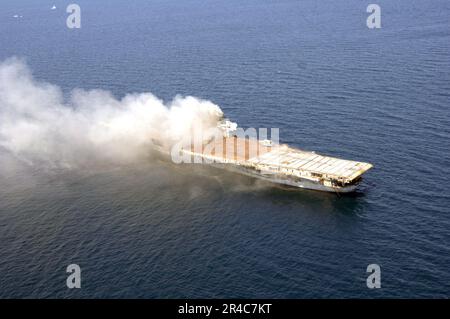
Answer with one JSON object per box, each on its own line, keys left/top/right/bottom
{"left": 159, "top": 118, "right": 373, "bottom": 193}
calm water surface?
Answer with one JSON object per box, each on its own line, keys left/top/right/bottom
{"left": 0, "top": 0, "right": 449, "bottom": 298}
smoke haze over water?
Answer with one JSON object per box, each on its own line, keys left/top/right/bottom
{"left": 0, "top": 58, "right": 224, "bottom": 169}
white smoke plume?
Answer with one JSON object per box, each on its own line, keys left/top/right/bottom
{"left": 0, "top": 57, "right": 224, "bottom": 168}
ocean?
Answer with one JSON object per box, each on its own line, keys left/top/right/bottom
{"left": 0, "top": 0, "right": 449, "bottom": 298}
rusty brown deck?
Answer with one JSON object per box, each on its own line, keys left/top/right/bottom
{"left": 189, "top": 136, "right": 272, "bottom": 161}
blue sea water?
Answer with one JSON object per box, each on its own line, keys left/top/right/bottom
{"left": 0, "top": 0, "right": 449, "bottom": 298}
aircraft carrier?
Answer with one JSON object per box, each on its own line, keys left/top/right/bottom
{"left": 163, "top": 119, "right": 373, "bottom": 193}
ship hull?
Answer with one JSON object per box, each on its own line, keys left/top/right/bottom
{"left": 210, "top": 162, "right": 359, "bottom": 193}
{"left": 151, "top": 134, "right": 369, "bottom": 194}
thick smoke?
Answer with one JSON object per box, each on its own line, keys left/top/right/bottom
{"left": 0, "top": 57, "right": 223, "bottom": 168}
